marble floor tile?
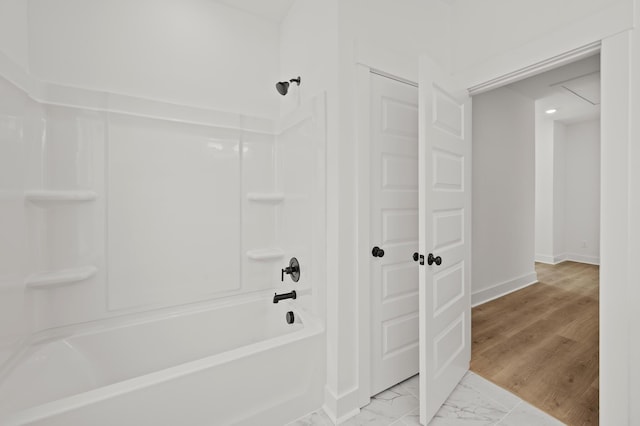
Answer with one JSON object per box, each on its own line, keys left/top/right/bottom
{"left": 398, "top": 408, "right": 420, "bottom": 425}
{"left": 497, "top": 402, "right": 565, "bottom": 426}
{"left": 428, "top": 380, "right": 509, "bottom": 425}
{"left": 398, "top": 375, "right": 419, "bottom": 399}
{"left": 460, "top": 372, "right": 521, "bottom": 411}
{"left": 287, "top": 409, "right": 334, "bottom": 426}
{"left": 289, "top": 372, "right": 563, "bottom": 426}
{"left": 342, "top": 386, "right": 419, "bottom": 426}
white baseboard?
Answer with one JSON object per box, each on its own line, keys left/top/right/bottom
{"left": 323, "top": 385, "right": 360, "bottom": 424}
{"left": 563, "top": 253, "right": 600, "bottom": 266}
{"left": 535, "top": 254, "right": 556, "bottom": 264}
{"left": 554, "top": 253, "right": 568, "bottom": 264}
{"left": 536, "top": 253, "right": 600, "bottom": 266}
{"left": 472, "top": 271, "right": 539, "bottom": 307}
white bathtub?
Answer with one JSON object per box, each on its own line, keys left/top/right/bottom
{"left": 0, "top": 296, "right": 325, "bottom": 426}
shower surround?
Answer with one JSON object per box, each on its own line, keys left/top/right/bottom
{"left": 0, "top": 49, "right": 327, "bottom": 424}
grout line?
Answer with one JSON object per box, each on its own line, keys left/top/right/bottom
{"left": 458, "top": 373, "right": 526, "bottom": 425}
{"left": 398, "top": 408, "right": 419, "bottom": 425}
{"left": 394, "top": 396, "right": 419, "bottom": 423}
{"left": 499, "top": 400, "right": 523, "bottom": 423}
{"left": 366, "top": 385, "right": 419, "bottom": 425}
{"left": 401, "top": 382, "right": 419, "bottom": 399}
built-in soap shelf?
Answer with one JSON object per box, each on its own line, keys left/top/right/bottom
{"left": 25, "top": 190, "right": 97, "bottom": 204}
{"left": 25, "top": 266, "right": 98, "bottom": 290}
{"left": 246, "top": 248, "right": 285, "bottom": 261}
{"left": 246, "top": 193, "right": 284, "bottom": 203}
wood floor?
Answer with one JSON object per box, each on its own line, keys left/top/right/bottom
{"left": 470, "top": 261, "right": 599, "bottom": 426}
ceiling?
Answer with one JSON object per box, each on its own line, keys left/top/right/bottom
{"left": 507, "top": 54, "right": 601, "bottom": 124}
{"left": 213, "top": 0, "right": 295, "bottom": 22}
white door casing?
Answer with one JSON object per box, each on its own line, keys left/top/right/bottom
{"left": 370, "top": 72, "right": 420, "bottom": 396}
{"left": 418, "top": 56, "right": 472, "bottom": 424}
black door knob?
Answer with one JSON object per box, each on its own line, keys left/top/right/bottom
{"left": 427, "top": 253, "right": 442, "bottom": 266}
{"left": 413, "top": 252, "right": 419, "bottom": 262}
{"left": 372, "top": 246, "right": 385, "bottom": 258}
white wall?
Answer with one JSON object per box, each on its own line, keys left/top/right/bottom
{"left": 534, "top": 112, "right": 568, "bottom": 264}
{"left": 340, "top": 0, "right": 451, "bottom": 73}
{"left": 535, "top": 116, "right": 600, "bottom": 265}
{"left": 534, "top": 111, "right": 554, "bottom": 261}
{"left": 279, "top": 0, "right": 339, "bottom": 117}
{"left": 564, "top": 119, "right": 600, "bottom": 263}
{"left": 553, "top": 122, "right": 567, "bottom": 259}
{"left": 451, "top": 0, "right": 632, "bottom": 75}
{"left": 472, "top": 87, "right": 537, "bottom": 305}
{"left": 28, "top": 0, "right": 280, "bottom": 118}
{"left": 0, "top": 0, "right": 29, "bottom": 70}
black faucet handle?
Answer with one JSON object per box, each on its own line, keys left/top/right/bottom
{"left": 281, "top": 257, "right": 300, "bottom": 283}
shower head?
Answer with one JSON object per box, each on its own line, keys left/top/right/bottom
{"left": 276, "top": 81, "right": 290, "bottom": 96}
{"left": 276, "top": 76, "right": 301, "bottom": 96}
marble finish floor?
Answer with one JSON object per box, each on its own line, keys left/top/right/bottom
{"left": 288, "top": 372, "right": 565, "bottom": 426}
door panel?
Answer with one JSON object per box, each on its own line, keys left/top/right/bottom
{"left": 382, "top": 263, "right": 418, "bottom": 301}
{"left": 382, "top": 155, "right": 418, "bottom": 189}
{"left": 370, "top": 73, "right": 419, "bottom": 396}
{"left": 432, "top": 209, "right": 464, "bottom": 250}
{"left": 418, "top": 57, "right": 472, "bottom": 424}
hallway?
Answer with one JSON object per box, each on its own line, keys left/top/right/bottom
{"left": 471, "top": 262, "right": 599, "bottom": 425}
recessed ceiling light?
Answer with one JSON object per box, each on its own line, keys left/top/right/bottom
{"left": 545, "top": 108, "right": 558, "bottom": 114}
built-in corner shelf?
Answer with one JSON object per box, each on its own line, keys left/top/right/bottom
{"left": 246, "top": 248, "right": 285, "bottom": 261}
{"left": 25, "top": 266, "right": 97, "bottom": 289}
{"left": 25, "top": 190, "right": 97, "bottom": 204}
{"left": 246, "top": 193, "right": 284, "bottom": 203}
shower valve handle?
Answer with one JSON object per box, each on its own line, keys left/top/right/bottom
{"left": 281, "top": 257, "right": 300, "bottom": 282}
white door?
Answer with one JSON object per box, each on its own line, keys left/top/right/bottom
{"left": 418, "top": 56, "right": 472, "bottom": 424}
{"left": 370, "top": 72, "right": 420, "bottom": 395}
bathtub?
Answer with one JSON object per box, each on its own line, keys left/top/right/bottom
{"left": 0, "top": 295, "right": 325, "bottom": 426}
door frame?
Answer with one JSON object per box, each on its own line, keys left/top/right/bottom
{"left": 452, "top": 35, "right": 632, "bottom": 425}
{"left": 354, "top": 42, "right": 602, "bottom": 407}
{"left": 355, "top": 33, "right": 635, "bottom": 424}
{"left": 354, "top": 42, "right": 419, "bottom": 408}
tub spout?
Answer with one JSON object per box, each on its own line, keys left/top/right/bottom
{"left": 273, "top": 290, "right": 297, "bottom": 304}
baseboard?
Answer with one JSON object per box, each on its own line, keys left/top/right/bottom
{"left": 563, "top": 253, "right": 600, "bottom": 266}
{"left": 535, "top": 253, "right": 568, "bottom": 265}
{"left": 553, "top": 253, "right": 568, "bottom": 264}
{"left": 472, "top": 271, "right": 539, "bottom": 307}
{"left": 536, "top": 253, "right": 600, "bottom": 266}
{"left": 535, "top": 254, "right": 556, "bottom": 264}
{"left": 323, "top": 385, "right": 360, "bottom": 424}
